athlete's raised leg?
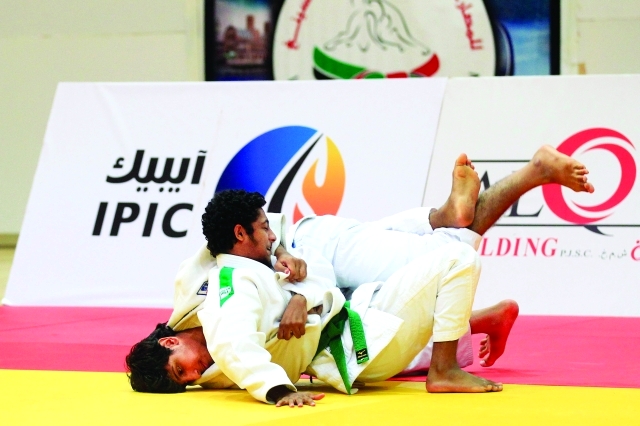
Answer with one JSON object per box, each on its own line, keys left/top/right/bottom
{"left": 469, "top": 145, "right": 595, "bottom": 235}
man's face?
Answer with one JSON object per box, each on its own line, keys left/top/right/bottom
{"left": 159, "top": 336, "right": 214, "bottom": 386}
{"left": 245, "top": 209, "right": 277, "bottom": 266}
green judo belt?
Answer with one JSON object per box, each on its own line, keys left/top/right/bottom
{"left": 315, "top": 301, "right": 369, "bottom": 394}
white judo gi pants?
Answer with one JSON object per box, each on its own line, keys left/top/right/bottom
{"left": 289, "top": 207, "right": 483, "bottom": 372}
{"left": 359, "top": 241, "right": 481, "bottom": 382}
{"left": 290, "top": 207, "right": 481, "bottom": 290}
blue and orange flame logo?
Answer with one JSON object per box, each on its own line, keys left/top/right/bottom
{"left": 215, "top": 126, "right": 346, "bottom": 222}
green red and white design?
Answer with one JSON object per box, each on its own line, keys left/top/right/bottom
{"left": 273, "top": 0, "right": 496, "bottom": 80}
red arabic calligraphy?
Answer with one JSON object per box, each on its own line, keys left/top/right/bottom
{"left": 456, "top": 0, "right": 483, "bottom": 50}
{"left": 285, "top": 0, "right": 313, "bottom": 50}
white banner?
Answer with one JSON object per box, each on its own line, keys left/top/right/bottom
{"left": 5, "top": 79, "right": 445, "bottom": 307}
{"left": 273, "top": 0, "right": 497, "bottom": 80}
{"left": 425, "top": 75, "right": 640, "bottom": 316}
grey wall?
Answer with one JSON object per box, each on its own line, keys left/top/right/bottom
{"left": 0, "top": 0, "right": 203, "bottom": 234}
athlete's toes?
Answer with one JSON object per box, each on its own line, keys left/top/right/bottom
{"left": 479, "top": 346, "right": 489, "bottom": 358}
{"left": 455, "top": 153, "right": 471, "bottom": 167}
{"left": 490, "top": 383, "right": 503, "bottom": 392}
{"left": 585, "top": 182, "right": 595, "bottom": 193}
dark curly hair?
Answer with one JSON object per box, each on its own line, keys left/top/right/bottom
{"left": 125, "top": 323, "right": 186, "bottom": 393}
{"left": 202, "top": 189, "right": 266, "bottom": 257}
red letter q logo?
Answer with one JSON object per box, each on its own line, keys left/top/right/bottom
{"left": 542, "top": 128, "right": 636, "bottom": 226}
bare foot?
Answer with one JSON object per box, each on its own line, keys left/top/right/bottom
{"left": 426, "top": 366, "right": 502, "bottom": 393}
{"left": 530, "top": 145, "right": 595, "bottom": 193}
{"left": 430, "top": 153, "right": 480, "bottom": 229}
{"left": 470, "top": 300, "right": 519, "bottom": 367}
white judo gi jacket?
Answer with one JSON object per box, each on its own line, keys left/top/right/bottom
{"left": 168, "top": 244, "right": 402, "bottom": 403}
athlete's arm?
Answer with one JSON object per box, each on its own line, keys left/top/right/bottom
{"left": 277, "top": 294, "right": 308, "bottom": 340}
{"left": 201, "top": 270, "right": 295, "bottom": 403}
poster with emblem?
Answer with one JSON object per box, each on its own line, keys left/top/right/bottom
{"left": 5, "top": 79, "right": 446, "bottom": 307}
{"left": 272, "top": 0, "right": 497, "bottom": 79}
{"left": 425, "top": 75, "right": 640, "bottom": 316}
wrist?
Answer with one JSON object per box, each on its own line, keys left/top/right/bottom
{"left": 274, "top": 244, "right": 286, "bottom": 258}
{"left": 291, "top": 293, "right": 306, "bottom": 304}
{"left": 267, "top": 385, "right": 291, "bottom": 403}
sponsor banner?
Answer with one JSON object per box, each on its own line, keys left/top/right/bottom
{"left": 273, "top": 0, "right": 496, "bottom": 80}
{"left": 5, "top": 79, "right": 445, "bottom": 306}
{"left": 425, "top": 75, "right": 640, "bottom": 316}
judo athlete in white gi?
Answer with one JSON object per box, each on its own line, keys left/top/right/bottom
{"left": 125, "top": 145, "right": 596, "bottom": 405}
{"left": 273, "top": 145, "right": 595, "bottom": 370}
{"left": 287, "top": 205, "right": 485, "bottom": 364}
{"left": 188, "top": 189, "right": 498, "bottom": 404}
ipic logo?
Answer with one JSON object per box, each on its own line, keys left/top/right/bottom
{"left": 92, "top": 150, "right": 207, "bottom": 238}
{"left": 476, "top": 128, "right": 638, "bottom": 236}
{"left": 216, "top": 126, "right": 345, "bottom": 222}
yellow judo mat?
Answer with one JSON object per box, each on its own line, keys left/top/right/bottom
{"left": 1, "top": 370, "right": 639, "bottom": 425}
{"left": 2, "top": 248, "right": 640, "bottom": 425}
